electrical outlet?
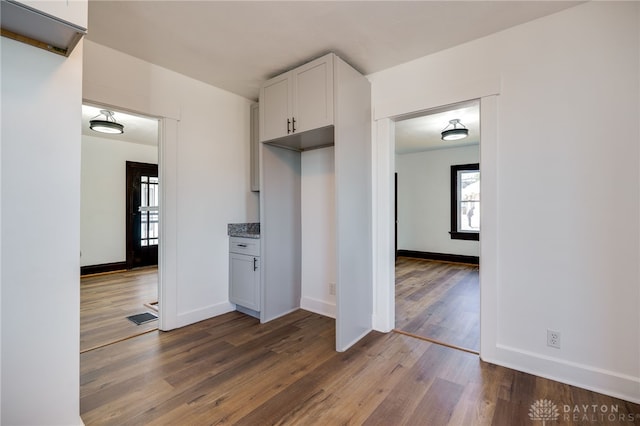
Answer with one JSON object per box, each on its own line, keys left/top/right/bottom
{"left": 547, "top": 329, "right": 561, "bottom": 349}
{"left": 329, "top": 282, "right": 336, "bottom": 296}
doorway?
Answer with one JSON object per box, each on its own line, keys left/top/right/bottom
{"left": 393, "top": 100, "right": 480, "bottom": 353}
{"left": 80, "top": 103, "right": 160, "bottom": 352}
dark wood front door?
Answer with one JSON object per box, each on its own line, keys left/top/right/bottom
{"left": 126, "top": 161, "right": 159, "bottom": 269}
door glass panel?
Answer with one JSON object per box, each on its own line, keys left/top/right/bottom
{"left": 140, "top": 174, "right": 159, "bottom": 247}
{"left": 149, "top": 212, "right": 158, "bottom": 239}
{"left": 141, "top": 182, "right": 148, "bottom": 207}
{"left": 141, "top": 212, "right": 148, "bottom": 239}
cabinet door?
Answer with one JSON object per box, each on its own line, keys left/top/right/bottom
{"left": 292, "top": 54, "right": 334, "bottom": 134}
{"left": 230, "top": 253, "right": 260, "bottom": 311}
{"left": 259, "top": 73, "right": 291, "bottom": 142}
{"left": 250, "top": 103, "right": 260, "bottom": 192}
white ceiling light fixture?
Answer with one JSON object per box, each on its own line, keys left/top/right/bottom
{"left": 89, "top": 110, "right": 124, "bottom": 134}
{"left": 441, "top": 118, "right": 468, "bottom": 141}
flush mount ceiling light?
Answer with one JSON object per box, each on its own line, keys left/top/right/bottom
{"left": 441, "top": 118, "right": 468, "bottom": 141}
{"left": 89, "top": 110, "right": 124, "bottom": 134}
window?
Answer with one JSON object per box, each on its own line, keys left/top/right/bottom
{"left": 450, "top": 163, "right": 479, "bottom": 240}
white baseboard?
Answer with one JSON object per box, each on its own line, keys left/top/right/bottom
{"left": 300, "top": 296, "right": 336, "bottom": 319}
{"left": 487, "top": 344, "right": 640, "bottom": 405}
{"left": 174, "top": 301, "right": 236, "bottom": 329}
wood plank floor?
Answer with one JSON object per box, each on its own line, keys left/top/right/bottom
{"left": 81, "top": 267, "right": 158, "bottom": 352}
{"left": 80, "top": 309, "right": 640, "bottom": 425}
{"left": 395, "top": 257, "right": 479, "bottom": 352}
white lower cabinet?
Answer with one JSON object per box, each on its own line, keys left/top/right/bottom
{"left": 229, "top": 237, "right": 261, "bottom": 315}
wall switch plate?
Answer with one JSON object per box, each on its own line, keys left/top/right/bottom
{"left": 547, "top": 329, "right": 561, "bottom": 349}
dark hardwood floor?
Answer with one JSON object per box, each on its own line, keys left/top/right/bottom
{"left": 81, "top": 267, "right": 158, "bottom": 352}
{"left": 395, "top": 256, "right": 479, "bottom": 352}
{"left": 80, "top": 309, "right": 640, "bottom": 425}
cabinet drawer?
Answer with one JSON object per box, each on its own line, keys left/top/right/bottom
{"left": 229, "top": 237, "right": 260, "bottom": 256}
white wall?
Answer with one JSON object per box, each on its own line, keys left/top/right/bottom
{"left": 1, "top": 36, "right": 84, "bottom": 425}
{"left": 369, "top": 1, "right": 640, "bottom": 403}
{"left": 81, "top": 135, "right": 158, "bottom": 266}
{"left": 396, "top": 145, "right": 479, "bottom": 256}
{"left": 301, "top": 147, "right": 336, "bottom": 317}
{"left": 83, "top": 40, "right": 258, "bottom": 329}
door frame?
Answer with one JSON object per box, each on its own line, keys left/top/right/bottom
{"left": 82, "top": 99, "right": 173, "bottom": 332}
{"left": 392, "top": 102, "right": 481, "bottom": 350}
{"left": 372, "top": 94, "right": 499, "bottom": 361}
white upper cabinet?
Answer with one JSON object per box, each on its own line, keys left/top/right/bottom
{"left": 20, "top": 0, "right": 88, "bottom": 28}
{"left": 1, "top": 0, "right": 87, "bottom": 57}
{"left": 292, "top": 55, "right": 334, "bottom": 134}
{"left": 260, "top": 73, "right": 292, "bottom": 142}
{"left": 260, "top": 54, "right": 334, "bottom": 143}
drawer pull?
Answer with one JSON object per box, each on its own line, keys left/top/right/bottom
{"left": 237, "top": 244, "right": 247, "bottom": 247}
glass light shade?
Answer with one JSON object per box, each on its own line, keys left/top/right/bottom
{"left": 441, "top": 128, "right": 469, "bottom": 141}
{"left": 90, "top": 119, "right": 124, "bottom": 134}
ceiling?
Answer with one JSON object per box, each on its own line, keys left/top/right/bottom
{"left": 86, "top": 1, "right": 582, "bottom": 101}
{"left": 84, "top": 1, "right": 581, "bottom": 149}
{"left": 82, "top": 104, "right": 159, "bottom": 145}
{"left": 395, "top": 100, "right": 479, "bottom": 154}
{"left": 82, "top": 99, "right": 480, "bottom": 151}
